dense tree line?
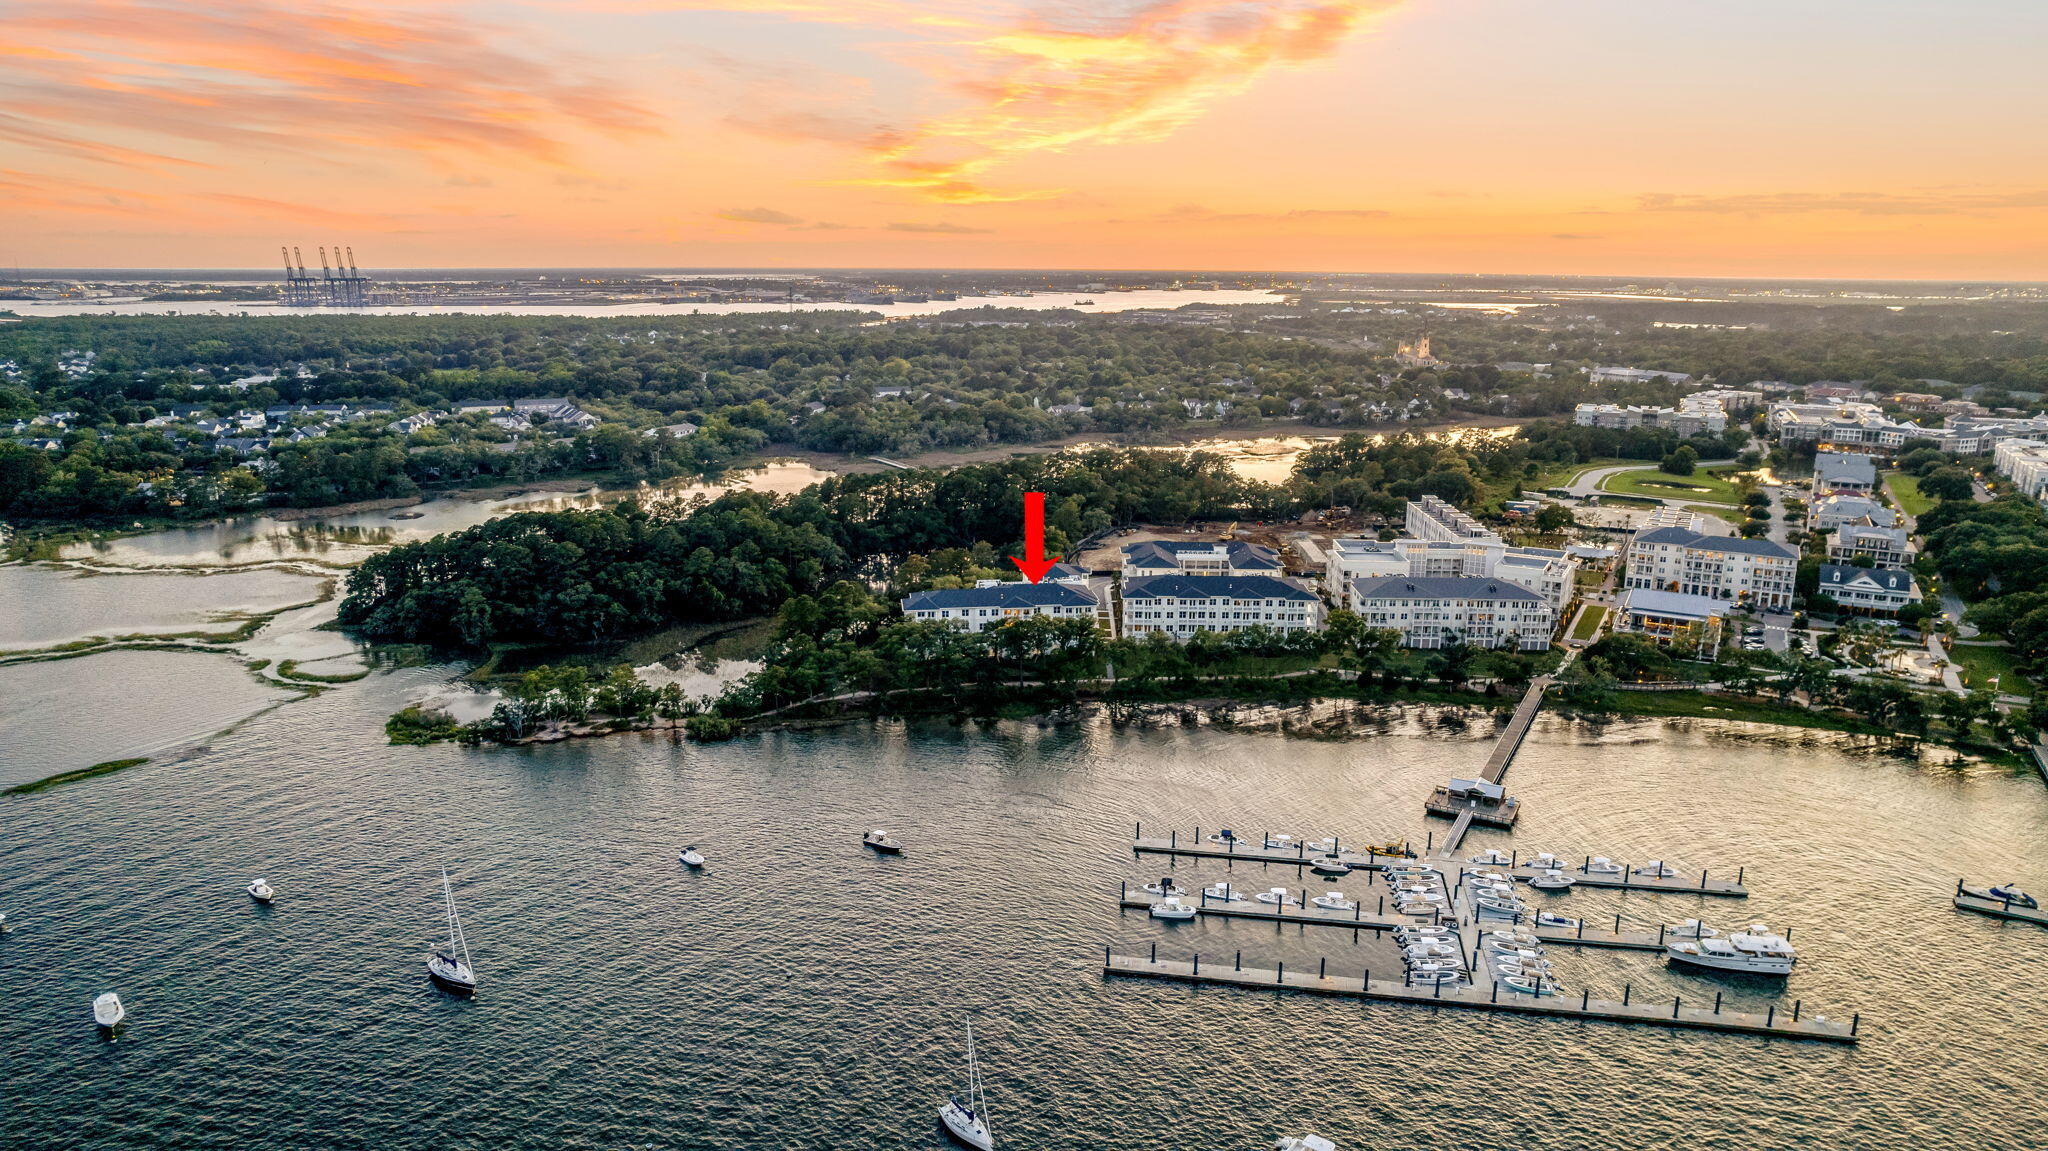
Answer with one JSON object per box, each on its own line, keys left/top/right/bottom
{"left": 1919, "top": 495, "right": 2048, "bottom": 675}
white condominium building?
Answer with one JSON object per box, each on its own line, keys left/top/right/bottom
{"left": 1808, "top": 493, "right": 1898, "bottom": 532}
{"left": 1827, "top": 524, "right": 1913, "bottom": 567}
{"left": 1326, "top": 536, "right": 1578, "bottom": 616}
{"left": 1120, "top": 575, "right": 1324, "bottom": 639}
{"left": 1815, "top": 565, "right": 1921, "bottom": 615}
{"left": 1993, "top": 439, "right": 2048, "bottom": 501}
{"left": 1767, "top": 401, "right": 1924, "bottom": 450}
{"left": 1944, "top": 416, "right": 2048, "bottom": 455}
{"left": 901, "top": 578, "right": 1104, "bottom": 633}
{"left": 1623, "top": 527, "right": 1797, "bottom": 610}
{"left": 1405, "top": 494, "right": 1499, "bottom": 542}
{"left": 1119, "top": 539, "right": 1284, "bottom": 578}
{"left": 1346, "top": 576, "right": 1555, "bottom": 650}
{"left": 1572, "top": 388, "right": 1760, "bottom": 436}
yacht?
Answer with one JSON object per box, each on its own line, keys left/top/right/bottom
{"left": 1276, "top": 1135, "right": 1338, "bottom": 1151}
{"left": 1202, "top": 882, "right": 1245, "bottom": 902}
{"left": 1585, "top": 856, "right": 1624, "bottom": 874}
{"left": 1962, "top": 883, "right": 2038, "bottom": 908}
{"left": 247, "top": 878, "right": 275, "bottom": 904}
{"left": 1470, "top": 849, "right": 1512, "bottom": 865}
{"left": 1253, "top": 888, "right": 1297, "bottom": 906}
{"left": 1665, "top": 923, "right": 1796, "bottom": 976}
{"left": 1309, "top": 856, "right": 1351, "bottom": 876}
{"left": 1634, "top": 860, "right": 1679, "bottom": 878}
{"left": 679, "top": 846, "right": 706, "bottom": 868}
{"left": 425, "top": 869, "right": 478, "bottom": 995}
{"left": 93, "top": 992, "right": 124, "bottom": 1030}
{"left": 1309, "top": 891, "right": 1356, "bottom": 911}
{"left": 1529, "top": 869, "right": 1576, "bottom": 891}
{"left": 862, "top": 830, "right": 904, "bottom": 854}
{"left": 1141, "top": 877, "right": 1186, "bottom": 896}
{"left": 938, "top": 1021, "right": 995, "bottom": 1150}
{"left": 1149, "top": 895, "right": 1199, "bottom": 921}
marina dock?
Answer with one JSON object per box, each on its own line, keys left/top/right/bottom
{"left": 1103, "top": 951, "right": 1860, "bottom": 1044}
{"left": 1118, "top": 894, "right": 1702, "bottom": 951}
{"left": 1430, "top": 674, "right": 1552, "bottom": 852}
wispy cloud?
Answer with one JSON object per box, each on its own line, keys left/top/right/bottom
{"left": 885, "top": 220, "right": 991, "bottom": 233}
{"left": 0, "top": 0, "right": 656, "bottom": 174}
{"left": 715, "top": 206, "right": 807, "bottom": 225}
{"left": 1635, "top": 190, "right": 2048, "bottom": 217}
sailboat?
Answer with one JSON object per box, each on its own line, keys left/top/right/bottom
{"left": 938, "top": 1020, "right": 995, "bottom": 1150}
{"left": 425, "top": 868, "right": 477, "bottom": 995}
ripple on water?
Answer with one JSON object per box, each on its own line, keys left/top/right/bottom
{"left": 2, "top": 674, "right": 2045, "bottom": 1151}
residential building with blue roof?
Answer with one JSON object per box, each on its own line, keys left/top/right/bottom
{"left": 1119, "top": 539, "right": 1281, "bottom": 578}
{"left": 901, "top": 579, "right": 1104, "bottom": 633}
{"left": 1347, "top": 576, "right": 1554, "bottom": 650}
{"left": 1120, "top": 574, "right": 1322, "bottom": 639}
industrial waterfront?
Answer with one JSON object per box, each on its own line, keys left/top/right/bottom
{"left": 3, "top": 666, "right": 2045, "bottom": 1150}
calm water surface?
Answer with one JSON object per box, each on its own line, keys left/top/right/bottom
{"left": 4, "top": 673, "right": 2045, "bottom": 1151}
{"left": 0, "top": 565, "right": 330, "bottom": 648}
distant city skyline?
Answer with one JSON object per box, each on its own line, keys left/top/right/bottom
{"left": 2, "top": 0, "right": 2045, "bottom": 278}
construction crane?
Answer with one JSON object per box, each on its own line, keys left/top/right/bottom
{"left": 278, "top": 243, "right": 372, "bottom": 307}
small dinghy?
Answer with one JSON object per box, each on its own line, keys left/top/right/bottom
{"left": 1529, "top": 869, "right": 1576, "bottom": 891}
{"left": 679, "top": 846, "right": 706, "bottom": 868}
{"left": 1634, "top": 860, "right": 1678, "bottom": 878}
{"left": 1309, "top": 856, "right": 1351, "bottom": 876}
{"left": 1535, "top": 912, "right": 1580, "bottom": 929}
{"left": 862, "top": 830, "right": 904, "bottom": 854}
{"left": 1585, "top": 856, "right": 1624, "bottom": 874}
{"left": 1149, "top": 895, "right": 1199, "bottom": 921}
{"left": 93, "top": 992, "right": 124, "bottom": 1030}
{"left": 1470, "top": 848, "right": 1512, "bottom": 865}
{"left": 938, "top": 1021, "right": 996, "bottom": 1150}
{"left": 1309, "top": 891, "right": 1356, "bottom": 911}
{"left": 1141, "top": 877, "right": 1186, "bottom": 897}
{"left": 1202, "top": 882, "right": 1244, "bottom": 902}
{"left": 247, "top": 878, "right": 275, "bottom": 904}
{"left": 1253, "top": 887, "right": 1298, "bottom": 906}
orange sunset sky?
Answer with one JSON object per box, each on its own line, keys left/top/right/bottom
{"left": 3, "top": 0, "right": 2045, "bottom": 277}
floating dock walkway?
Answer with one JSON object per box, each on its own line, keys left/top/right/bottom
{"left": 1118, "top": 893, "right": 1728, "bottom": 951}
{"left": 1130, "top": 831, "right": 1749, "bottom": 897}
{"left": 1103, "top": 951, "right": 1858, "bottom": 1043}
{"left": 1431, "top": 674, "right": 1552, "bottom": 852}
{"left": 1953, "top": 884, "right": 2048, "bottom": 928}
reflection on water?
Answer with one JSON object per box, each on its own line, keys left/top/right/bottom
{"left": 0, "top": 649, "right": 295, "bottom": 785}
{"left": 1, "top": 678, "right": 2043, "bottom": 1150}
{"left": 0, "top": 565, "right": 329, "bottom": 648}
{"left": 58, "top": 460, "right": 836, "bottom": 568}
{"left": 1087, "top": 426, "right": 1521, "bottom": 485}
{"left": 8, "top": 289, "right": 1280, "bottom": 321}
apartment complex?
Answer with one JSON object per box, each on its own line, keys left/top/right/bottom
{"left": 1623, "top": 527, "right": 1797, "bottom": 610}
{"left": 1405, "top": 494, "right": 1497, "bottom": 542}
{"left": 1769, "top": 403, "right": 2048, "bottom": 455}
{"left": 1572, "top": 388, "right": 1761, "bottom": 436}
{"left": 901, "top": 579, "right": 1103, "bottom": 633}
{"left": 1120, "top": 575, "right": 1323, "bottom": 638}
{"left": 1326, "top": 537, "right": 1577, "bottom": 616}
{"left": 1345, "top": 576, "right": 1554, "bottom": 650}
{"left": 1993, "top": 438, "right": 2048, "bottom": 502}
{"left": 1119, "top": 539, "right": 1283, "bottom": 578}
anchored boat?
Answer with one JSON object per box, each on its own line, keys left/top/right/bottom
{"left": 247, "top": 878, "right": 275, "bottom": 904}
{"left": 862, "top": 830, "right": 904, "bottom": 854}
{"left": 93, "top": 992, "right": 124, "bottom": 1030}
{"left": 1666, "top": 922, "right": 1795, "bottom": 976}
{"left": 938, "top": 1021, "right": 995, "bottom": 1150}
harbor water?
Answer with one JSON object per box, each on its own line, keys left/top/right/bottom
{"left": 4, "top": 670, "right": 2045, "bottom": 1151}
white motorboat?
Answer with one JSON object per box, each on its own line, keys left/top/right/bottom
{"left": 1276, "top": 1137, "right": 1338, "bottom": 1151}
{"left": 1529, "top": 869, "right": 1576, "bottom": 891}
{"left": 1666, "top": 923, "right": 1796, "bottom": 976}
{"left": 1149, "top": 895, "right": 1199, "bottom": 921}
{"left": 1262, "top": 834, "right": 1297, "bottom": 850}
{"left": 1253, "top": 888, "right": 1297, "bottom": 906}
{"left": 0, "top": 910, "right": 8, "bottom": 933}
{"left": 1202, "top": 882, "right": 1244, "bottom": 902}
{"left": 1535, "top": 912, "right": 1580, "bottom": 929}
{"left": 1475, "top": 898, "right": 1525, "bottom": 918}
{"left": 1585, "top": 856, "right": 1624, "bottom": 874}
{"left": 1387, "top": 864, "right": 1439, "bottom": 876}
{"left": 1634, "top": 860, "right": 1678, "bottom": 878}
{"left": 862, "top": 830, "right": 904, "bottom": 854}
{"left": 1489, "top": 929, "right": 1540, "bottom": 947}
{"left": 1301, "top": 838, "right": 1339, "bottom": 854}
{"left": 1470, "top": 849, "right": 1512, "bottom": 865}
{"left": 1527, "top": 853, "right": 1562, "bottom": 869}
{"left": 1309, "top": 856, "right": 1351, "bottom": 876}
{"left": 1488, "top": 944, "right": 1543, "bottom": 963}
{"left": 1466, "top": 869, "right": 1509, "bottom": 883}
{"left": 247, "top": 878, "right": 275, "bottom": 904}
{"left": 1141, "top": 877, "right": 1186, "bottom": 896}
{"left": 679, "top": 846, "right": 706, "bottom": 868}
{"left": 1667, "top": 919, "right": 1719, "bottom": 939}
{"left": 425, "top": 868, "right": 477, "bottom": 995}
{"left": 1500, "top": 974, "right": 1561, "bottom": 996}
{"left": 1404, "top": 941, "right": 1456, "bottom": 959}
{"left": 938, "top": 1021, "right": 996, "bottom": 1151}
{"left": 1309, "top": 891, "right": 1356, "bottom": 911}
{"left": 1407, "top": 969, "right": 1461, "bottom": 985}
{"left": 1206, "top": 829, "right": 1240, "bottom": 846}
{"left": 93, "top": 992, "right": 124, "bottom": 1030}
{"left": 1396, "top": 891, "right": 1444, "bottom": 904}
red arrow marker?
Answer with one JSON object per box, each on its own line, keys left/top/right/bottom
{"left": 1009, "top": 490, "right": 1062, "bottom": 583}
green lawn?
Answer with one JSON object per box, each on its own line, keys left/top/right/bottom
{"left": 1598, "top": 465, "right": 1748, "bottom": 506}
{"left": 1948, "top": 643, "right": 2035, "bottom": 694}
{"left": 1524, "top": 456, "right": 1635, "bottom": 492}
{"left": 1886, "top": 472, "right": 1936, "bottom": 519}
{"left": 1570, "top": 605, "right": 1607, "bottom": 642}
